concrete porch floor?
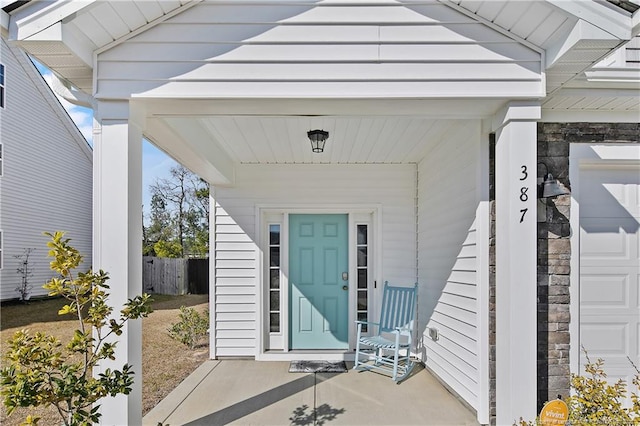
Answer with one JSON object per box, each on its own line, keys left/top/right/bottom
{"left": 143, "top": 360, "right": 481, "bottom": 425}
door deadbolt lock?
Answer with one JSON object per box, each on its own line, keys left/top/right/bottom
{"left": 342, "top": 272, "right": 348, "bottom": 281}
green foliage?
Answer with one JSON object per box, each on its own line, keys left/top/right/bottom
{"left": 167, "top": 306, "right": 209, "bottom": 350}
{"left": 516, "top": 349, "right": 640, "bottom": 426}
{"left": 143, "top": 165, "right": 209, "bottom": 258}
{"left": 0, "top": 231, "right": 153, "bottom": 426}
{"left": 567, "top": 351, "right": 640, "bottom": 425}
{"left": 153, "top": 239, "right": 183, "bottom": 259}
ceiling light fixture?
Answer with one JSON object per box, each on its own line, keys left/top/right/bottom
{"left": 307, "top": 129, "right": 329, "bottom": 153}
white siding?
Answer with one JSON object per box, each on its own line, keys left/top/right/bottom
{"left": 625, "top": 35, "right": 640, "bottom": 66}
{"left": 0, "top": 38, "right": 92, "bottom": 301}
{"left": 417, "top": 120, "right": 483, "bottom": 411}
{"left": 213, "top": 164, "right": 416, "bottom": 357}
{"left": 96, "top": 2, "right": 542, "bottom": 99}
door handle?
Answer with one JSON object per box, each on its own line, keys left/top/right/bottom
{"left": 342, "top": 285, "right": 349, "bottom": 291}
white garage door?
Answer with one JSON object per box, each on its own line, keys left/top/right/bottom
{"left": 579, "top": 161, "right": 639, "bottom": 390}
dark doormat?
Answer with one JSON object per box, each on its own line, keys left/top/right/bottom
{"left": 289, "top": 360, "right": 348, "bottom": 373}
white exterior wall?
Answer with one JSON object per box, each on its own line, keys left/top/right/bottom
{"left": 0, "top": 38, "right": 92, "bottom": 300}
{"left": 213, "top": 164, "right": 417, "bottom": 357}
{"left": 417, "top": 120, "right": 486, "bottom": 413}
{"left": 96, "top": 2, "right": 543, "bottom": 100}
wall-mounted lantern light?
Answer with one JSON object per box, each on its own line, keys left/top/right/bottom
{"left": 537, "top": 162, "right": 569, "bottom": 199}
{"left": 307, "top": 129, "right": 329, "bottom": 153}
{"left": 537, "top": 162, "right": 569, "bottom": 222}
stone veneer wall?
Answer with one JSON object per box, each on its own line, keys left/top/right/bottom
{"left": 536, "top": 123, "right": 571, "bottom": 409}
{"left": 489, "top": 122, "right": 640, "bottom": 424}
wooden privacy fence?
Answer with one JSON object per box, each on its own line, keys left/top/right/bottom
{"left": 188, "top": 258, "right": 209, "bottom": 294}
{"left": 143, "top": 257, "right": 209, "bottom": 295}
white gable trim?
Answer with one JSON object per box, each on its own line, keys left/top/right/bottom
{"left": 1, "top": 9, "right": 9, "bottom": 34}
{"left": 545, "top": 19, "right": 621, "bottom": 69}
{"left": 548, "top": 0, "right": 633, "bottom": 40}
{"left": 439, "top": 0, "right": 544, "bottom": 54}
{"left": 94, "top": 1, "right": 201, "bottom": 56}
{"left": 8, "top": 0, "right": 97, "bottom": 41}
{"left": 10, "top": 40, "right": 92, "bottom": 161}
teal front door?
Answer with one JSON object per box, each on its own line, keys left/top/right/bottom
{"left": 289, "top": 214, "right": 349, "bottom": 349}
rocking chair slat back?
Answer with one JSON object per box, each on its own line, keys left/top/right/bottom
{"left": 380, "top": 282, "right": 416, "bottom": 333}
{"left": 354, "top": 281, "right": 418, "bottom": 382}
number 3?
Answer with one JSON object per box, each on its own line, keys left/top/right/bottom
{"left": 520, "top": 165, "right": 528, "bottom": 181}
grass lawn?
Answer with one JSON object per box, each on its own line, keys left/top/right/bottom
{"left": 0, "top": 293, "right": 209, "bottom": 426}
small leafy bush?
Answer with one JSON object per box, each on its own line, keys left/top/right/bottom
{"left": 567, "top": 351, "right": 639, "bottom": 425}
{"left": 517, "top": 349, "right": 639, "bottom": 425}
{"left": 0, "top": 231, "right": 153, "bottom": 426}
{"left": 168, "top": 306, "right": 209, "bottom": 349}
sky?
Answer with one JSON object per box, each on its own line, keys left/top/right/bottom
{"left": 33, "top": 60, "right": 178, "bottom": 223}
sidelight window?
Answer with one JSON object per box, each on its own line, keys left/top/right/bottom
{"left": 269, "top": 224, "right": 281, "bottom": 333}
{"left": 356, "top": 224, "right": 369, "bottom": 332}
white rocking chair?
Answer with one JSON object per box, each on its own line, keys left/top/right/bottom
{"left": 354, "top": 281, "right": 418, "bottom": 383}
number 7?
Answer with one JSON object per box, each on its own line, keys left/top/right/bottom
{"left": 520, "top": 208, "right": 528, "bottom": 223}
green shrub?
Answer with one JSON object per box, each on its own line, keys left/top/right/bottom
{"left": 0, "top": 231, "right": 153, "bottom": 426}
{"left": 567, "top": 351, "right": 639, "bottom": 425}
{"left": 168, "top": 306, "right": 209, "bottom": 350}
{"left": 517, "top": 349, "right": 639, "bottom": 426}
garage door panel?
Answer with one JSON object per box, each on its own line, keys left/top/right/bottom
{"left": 578, "top": 158, "right": 639, "bottom": 408}
{"left": 580, "top": 168, "right": 640, "bottom": 217}
{"left": 580, "top": 322, "right": 629, "bottom": 357}
{"left": 580, "top": 274, "right": 629, "bottom": 308}
{"left": 580, "top": 219, "right": 638, "bottom": 263}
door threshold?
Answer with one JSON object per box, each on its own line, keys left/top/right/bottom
{"left": 258, "top": 350, "right": 355, "bottom": 362}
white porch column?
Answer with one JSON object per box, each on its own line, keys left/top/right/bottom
{"left": 493, "top": 102, "right": 540, "bottom": 425}
{"left": 93, "top": 100, "right": 144, "bottom": 425}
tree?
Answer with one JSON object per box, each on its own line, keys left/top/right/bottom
{"left": 143, "top": 193, "right": 173, "bottom": 256}
{"left": 14, "top": 248, "right": 36, "bottom": 301}
{"left": 0, "top": 232, "right": 153, "bottom": 426}
{"left": 144, "top": 165, "right": 209, "bottom": 258}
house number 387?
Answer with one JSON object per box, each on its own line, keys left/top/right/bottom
{"left": 519, "top": 165, "right": 528, "bottom": 223}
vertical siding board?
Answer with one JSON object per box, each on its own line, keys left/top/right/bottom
{"left": 213, "top": 164, "right": 416, "bottom": 356}
{"left": 418, "top": 120, "right": 482, "bottom": 412}
{"left": 0, "top": 39, "right": 92, "bottom": 301}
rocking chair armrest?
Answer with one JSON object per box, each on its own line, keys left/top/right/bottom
{"left": 392, "top": 326, "right": 413, "bottom": 336}
{"left": 355, "top": 320, "right": 380, "bottom": 326}
{"left": 356, "top": 320, "right": 380, "bottom": 334}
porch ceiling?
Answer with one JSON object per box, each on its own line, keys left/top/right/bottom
{"left": 160, "top": 115, "right": 461, "bottom": 165}
{"left": 140, "top": 97, "right": 504, "bottom": 179}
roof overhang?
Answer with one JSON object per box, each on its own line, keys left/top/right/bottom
{"left": 5, "top": 1, "right": 637, "bottom": 98}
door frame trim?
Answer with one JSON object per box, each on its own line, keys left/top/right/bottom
{"left": 255, "top": 204, "right": 382, "bottom": 361}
